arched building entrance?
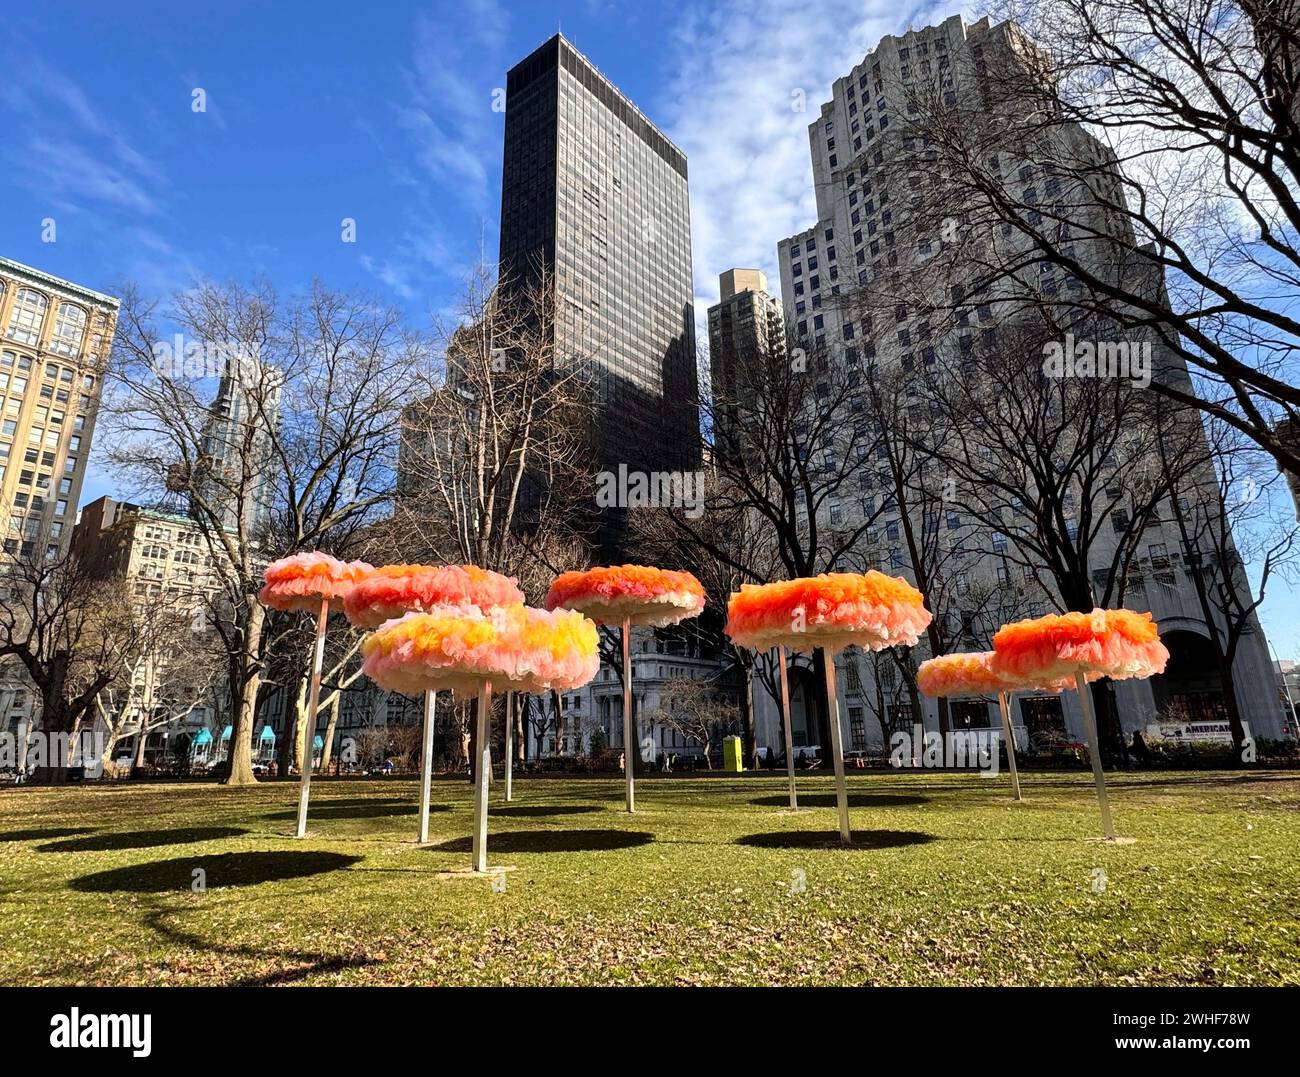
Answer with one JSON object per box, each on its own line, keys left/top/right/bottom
{"left": 1150, "top": 629, "right": 1228, "bottom": 723}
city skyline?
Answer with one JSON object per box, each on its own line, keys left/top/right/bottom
{"left": 0, "top": 0, "right": 1296, "bottom": 655}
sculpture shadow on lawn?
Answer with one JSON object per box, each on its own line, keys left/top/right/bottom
{"left": 431, "top": 829, "right": 654, "bottom": 854}
{"left": 734, "top": 829, "right": 937, "bottom": 850}
{"left": 38, "top": 826, "right": 247, "bottom": 852}
{"left": 70, "top": 851, "right": 363, "bottom": 893}
{"left": 748, "top": 793, "right": 930, "bottom": 809}
{"left": 493, "top": 804, "right": 601, "bottom": 818}
{"left": 262, "top": 799, "right": 435, "bottom": 821}
{"left": 0, "top": 826, "right": 96, "bottom": 842}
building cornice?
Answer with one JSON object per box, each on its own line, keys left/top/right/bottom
{"left": 0, "top": 257, "right": 120, "bottom": 310}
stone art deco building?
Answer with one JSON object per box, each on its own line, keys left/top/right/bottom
{"left": 0, "top": 257, "right": 115, "bottom": 562}
{"left": 765, "top": 14, "right": 1284, "bottom": 754}
{"left": 499, "top": 34, "right": 700, "bottom": 479}
{"left": 0, "top": 257, "right": 117, "bottom": 740}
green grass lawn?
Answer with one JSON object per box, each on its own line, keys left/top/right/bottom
{"left": 1, "top": 769, "right": 1297, "bottom": 986}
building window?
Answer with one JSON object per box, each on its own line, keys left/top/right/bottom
{"left": 6, "top": 289, "right": 49, "bottom": 347}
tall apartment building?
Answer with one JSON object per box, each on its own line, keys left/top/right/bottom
{"left": 195, "top": 366, "right": 280, "bottom": 544}
{"left": 499, "top": 34, "right": 700, "bottom": 482}
{"left": 0, "top": 257, "right": 116, "bottom": 561}
{"left": 767, "top": 15, "right": 1284, "bottom": 754}
{"left": 706, "top": 268, "right": 785, "bottom": 433}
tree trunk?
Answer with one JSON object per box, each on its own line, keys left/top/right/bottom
{"left": 223, "top": 602, "right": 265, "bottom": 786}
{"left": 320, "top": 696, "right": 342, "bottom": 770}
{"left": 740, "top": 657, "right": 758, "bottom": 770}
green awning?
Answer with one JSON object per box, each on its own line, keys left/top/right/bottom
{"left": 258, "top": 725, "right": 275, "bottom": 741}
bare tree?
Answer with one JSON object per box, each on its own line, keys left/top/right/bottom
{"left": 642, "top": 675, "right": 738, "bottom": 768}
{"left": 1158, "top": 413, "right": 1299, "bottom": 751}
{"left": 908, "top": 0, "right": 1300, "bottom": 472}
{"left": 107, "top": 279, "right": 424, "bottom": 784}
{"left": 388, "top": 262, "right": 597, "bottom": 590}
{"left": 0, "top": 550, "right": 139, "bottom": 782}
{"left": 92, "top": 599, "right": 222, "bottom": 776}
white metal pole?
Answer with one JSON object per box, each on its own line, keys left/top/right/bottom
{"left": 622, "top": 616, "right": 635, "bottom": 813}
{"left": 295, "top": 597, "right": 329, "bottom": 840}
{"left": 821, "top": 649, "right": 851, "bottom": 843}
{"left": 996, "top": 692, "right": 1022, "bottom": 801}
{"left": 776, "top": 647, "right": 798, "bottom": 809}
{"left": 471, "top": 681, "right": 493, "bottom": 872}
{"left": 418, "top": 688, "right": 436, "bottom": 843}
{"left": 504, "top": 690, "right": 514, "bottom": 801}
{"left": 1074, "top": 671, "right": 1115, "bottom": 839}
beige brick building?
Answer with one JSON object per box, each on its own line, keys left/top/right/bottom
{"left": 0, "top": 257, "right": 117, "bottom": 561}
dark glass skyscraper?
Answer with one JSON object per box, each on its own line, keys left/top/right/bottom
{"left": 500, "top": 34, "right": 700, "bottom": 478}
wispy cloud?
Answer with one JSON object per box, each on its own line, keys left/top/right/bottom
{"left": 659, "top": 0, "right": 970, "bottom": 310}
{"left": 1, "top": 53, "right": 167, "bottom": 217}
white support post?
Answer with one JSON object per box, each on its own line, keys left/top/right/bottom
{"left": 996, "top": 692, "right": 1023, "bottom": 802}
{"left": 504, "top": 691, "right": 514, "bottom": 802}
{"left": 1075, "top": 672, "right": 1115, "bottom": 839}
{"left": 622, "top": 616, "right": 635, "bottom": 813}
{"left": 418, "top": 688, "right": 436, "bottom": 843}
{"left": 471, "top": 682, "right": 493, "bottom": 872}
{"left": 777, "top": 647, "right": 797, "bottom": 810}
{"left": 295, "top": 597, "right": 329, "bottom": 840}
{"left": 821, "top": 649, "right": 851, "bottom": 843}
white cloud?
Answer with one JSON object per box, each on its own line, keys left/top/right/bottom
{"left": 658, "top": 0, "right": 971, "bottom": 312}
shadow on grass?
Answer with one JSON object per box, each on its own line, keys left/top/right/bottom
{"left": 493, "top": 805, "right": 601, "bottom": 818}
{"left": 142, "top": 908, "right": 378, "bottom": 987}
{"left": 432, "top": 829, "right": 654, "bottom": 854}
{"left": 70, "top": 851, "right": 362, "bottom": 893}
{"left": 38, "top": 827, "right": 246, "bottom": 852}
{"left": 263, "top": 801, "right": 433, "bottom": 821}
{"left": 735, "top": 829, "right": 937, "bottom": 850}
{"left": 0, "top": 826, "right": 95, "bottom": 842}
{"left": 749, "top": 793, "right": 929, "bottom": 809}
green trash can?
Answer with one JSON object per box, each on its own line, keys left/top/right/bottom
{"left": 723, "top": 735, "right": 743, "bottom": 773}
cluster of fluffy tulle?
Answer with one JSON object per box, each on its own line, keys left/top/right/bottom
{"left": 918, "top": 651, "right": 1095, "bottom": 697}
{"left": 726, "top": 572, "right": 932, "bottom": 655}
{"left": 917, "top": 652, "right": 1016, "bottom": 698}
{"left": 544, "top": 564, "right": 705, "bottom": 627}
{"left": 342, "top": 563, "right": 525, "bottom": 628}
{"left": 361, "top": 604, "right": 600, "bottom": 697}
{"left": 992, "top": 608, "right": 1169, "bottom": 684}
{"left": 258, "top": 552, "right": 375, "bottom": 613}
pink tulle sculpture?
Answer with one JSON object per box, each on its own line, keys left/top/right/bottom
{"left": 361, "top": 604, "right": 600, "bottom": 698}
{"left": 343, "top": 563, "right": 525, "bottom": 628}
{"left": 917, "top": 652, "right": 1016, "bottom": 698}
{"left": 259, "top": 552, "right": 375, "bottom": 613}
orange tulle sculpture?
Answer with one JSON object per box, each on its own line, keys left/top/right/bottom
{"left": 991, "top": 609, "right": 1169, "bottom": 685}
{"left": 258, "top": 552, "right": 375, "bottom": 613}
{"left": 725, "top": 572, "right": 931, "bottom": 655}
{"left": 343, "top": 563, "right": 525, "bottom": 628}
{"left": 991, "top": 608, "right": 1168, "bottom": 840}
{"left": 545, "top": 564, "right": 704, "bottom": 814}
{"left": 362, "top": 605, "right": 599, "bottom": 698}
{"left": 544, "top": 564, "right": 705, "bottom": 627}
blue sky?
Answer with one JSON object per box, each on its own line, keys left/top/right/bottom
{"left": 1, "top": 0, "right": 1296, "bottom": 659}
